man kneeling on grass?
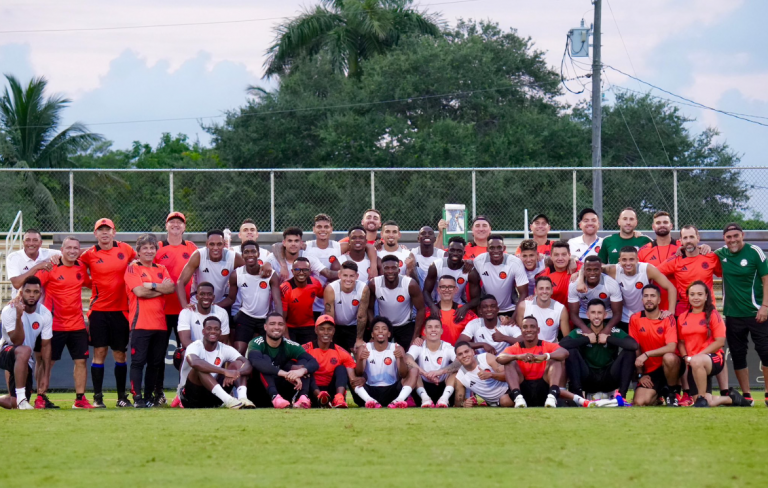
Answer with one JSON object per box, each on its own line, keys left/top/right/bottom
{"left": 454, "top": 341, "right": 513, "bottom": 407}
{"left": 179, "top": 317, "right": 253, "bottom": 409}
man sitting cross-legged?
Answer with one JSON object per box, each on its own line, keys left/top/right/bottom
{"left": 405, "top": 316, "right": 461, "bottom": 407}
{"left": 302, "top": 315, "right": 358, "bottom": 408}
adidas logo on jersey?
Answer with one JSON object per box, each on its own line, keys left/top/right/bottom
{"left": 96, "top": 258, "right": 104, "bottom": 264}
{"left": 640, "top": 327, "right": 645, "bottom": 332}
{"left": 293, "top": 298, "right": 299, "bottom": 303}
{"left": 482, "top": 271, "right": 490, "bottom": 276}
{"left": 242, "top": 283, "right": 248, "bottom": 287}
{"left": 378, "top": 296, "right": 385, "bottom": 301}
{"left": 57, "top": 275, "right": 65, "bottom": 281}
{"left": 681, "top": 266, "right": 688, "bottom": 271}
{"left": 369, "top": 359, "right": 375, "bottom": 364}
{"left": 611, "top": 249, "right": 617, "bottom": 253}
{"left": 195, "top": 320, "right": 201, "bottom": 325}
{"left": 141, "top": 273, "right": 148, "bottom": 277}
{"left": 470, "top": 381, "right": 476, "bottom": 387}
{"left": 203, "top": 268, "right": 210, "bottom": 273}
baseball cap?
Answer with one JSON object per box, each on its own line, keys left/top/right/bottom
{"left": 531, "top": 213, "right": 550, "bottom": 225}
{"left": 315, "top": 314, "right": 335, "bottom": 327}
{"left": 723, "top": 222, "right": 744, "bottom": 235}
{"left": 471, "top": 215, "right": 491, "bottom": 226}
{"left": 578, "top": 208, "right": 598, "bottom": 222}
{"left": 166, "top": 211, "right": 186, "bottom": 223}
{"left": 94, "top": 218, "right": 115, "bottom": 231}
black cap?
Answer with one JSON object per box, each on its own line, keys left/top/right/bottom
{"left": 723, "top": 222, "right": 744, "bottom": 235}
{"left": 530, "top": 213, "right": 550, "bottom": 225}
{"left": 472, "top": 215, "right": 491, "bottom": 226}
{"left": 578, "top": 208, "right": 598, "bottom": 222}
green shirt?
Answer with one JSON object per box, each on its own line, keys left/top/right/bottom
{"left": 714, "top": 244, "right": 768, "bottom": 317}
{"left": 598, "top": 234, "right": 653, "bottom": 264}
{"left": 566, "top": 327, "right": 628, "bottom": 369}
{"left": 247, "top": 335, "right": 306, "bottom": 361}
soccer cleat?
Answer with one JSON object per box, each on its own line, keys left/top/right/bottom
{"left": 585, "top": 400, "right": 598, "bottom": 408}
{"left": 72, "top": 397, "right": 95, "bottom": 409}
{"left": 405, "top": 396, "right": 417, "bottom": 408}
{"left": 272, "top": 394, "right": 290, "bottom": 409}
{"left": 728, "top": 388, "right": 752, "bottom": 407}
{"left": 35, "top": 394, "right": 59, "bottom": 409}
{"left": 331, "top": 393, "right": 348, "bottom": 408}
{"left": 615, "top": 394, "right": 630, "bottom": 407}
{"left": 93, "top": 394, "right": 106, "bottom": 409}
{"left": 544, "top": 394, "right": 558, "bottom": 408}
{"left": 116, "top": 397, "right": 133, "bottom": 408}
{"left": 665, "top": 394, "right": 679, "bottom": 407}
{"left": 468, "top": 394, "right": 478, "bottom": 407}
{"left": 133, "top": 396, "right": 149, "bottom": 408}
{"left": 421, "top": 400, "right": 435, "bottom": 408}
{"left": 223, "top": 397, "right": 244, "bottom": 409}
{"left": 678, "top": 392, "right": 693, "bottom": 407}
{"left": 170, "top": 395, "right": 183, "bottom": 408}
{"left": 387, "top": 401, "right": 408, "bottom": 409}
{"left": 693, "top": 396, "right": 709, "bottom": 408}
{"left": 435, "top": 400, "right": 449, "bottom": 408}
{"left": 365, "top": 400, "right": 382, "bottom": 409}
{"left": 293, "top": 395, "right": 311, "bottom": 409}
{"left": 16, "top": 398, "right": 34, "bottom": 410}
{"left": 240, "top": 398, "right": 256, "bottom": 409}
{"left": 514, "top": 395, "right": 528, "bottom": 408}
{"left": 316, "top": 391, "right": 331, "bottom": 407}
{"left": 153, "top": 392, "right": 167, "bottom": 406}
{"left": 580, "top": 399, "right": 592, "bottom": 408}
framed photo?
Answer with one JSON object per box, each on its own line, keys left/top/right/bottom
{"left": 443, "top": 204, "right": 467, "bottom": 246}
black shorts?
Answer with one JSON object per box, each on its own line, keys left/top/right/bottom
{"left": 357, "top": 382, "right": 402, "bottom": 407}
{"left": 392, "top": 322, "right": 415, "bottom": 351}
{"left": 641, "top": 362, "right": 686, "bottom": 395}
{"left": 51, "top": 329, "right": 90, "bottom": 361}
{"left": 334, "top": 325, "right": 357, "bottom": 354}
{"left": 180, "top": 379, "right": 222, "bottom": 408}
{"left": 583, "top": 367, "right": 618, "bottom": 394}
{"left": 0, "top": 346, "right": 34, "bottom": 398}
{"left": 725, "top": 316, "right": 768, "bottom": 369}
{"left": 33, "top": 335, "right": 42, "bottom": 354}
{"left": 88, "top": 311, "right": 130, "bottom": 351}
{"left": 288, "top": 327, "right": 316, "bottom": 346}
{"left": 234, "top": 313, "right": 266, "bottom": 344}
{"left": 687, "top": 353, "right": 725, "bottom": 396}
{"left": 520, "top": 378, "right": 550, "bottom": 407}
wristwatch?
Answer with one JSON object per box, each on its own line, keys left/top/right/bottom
{"left": 151, "top": 283, "right": 157, "bottom": 290}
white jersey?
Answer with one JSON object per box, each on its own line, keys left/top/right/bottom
{"left": 265, "top": 251, "right": 326, "bottom": 281}
{"left": 304, "top": 240, "right": 342, "bottom": 312}
{"left": 432, "top": 258, "right": 469, "bottom": 303}
{"left": 179, "top": 340, "right": 241, "bottom": 388}
{"left": 462, "top": 318, "right": 521, "bottom": 354}
{"left": 616, "top": 263, "right": 650, "bottom": 322}
{"left": 230, "top": 245, "right": 271, "bottom": 315}
{"left": 525, "top": 259, "right": 547, "bottom": 296}
{"left": 373, "top": 275, "right": 413, "bottom": 326}
{"left": 338, "top": 254, "right": 373, "bottom": 283}
{"left": 378, "top": 248, "right": 411, "bottom": 275}
{"left": 568, "top": 236, "right": 604, "bottom": 262}
{"left": 1, "top": 302, "right": 52, "bottom": 367}
{"left": 412, "top": 247, "right": 445, "bottom": 288}
{"left": 191, "top": 248, "right": 236, "bottom": 304}
{"left": 472, "top": 253, "right": 529, "bottom": 312}
{"left": 364, "top": 342, "right": 398, "bottom": 387}
{"left": 178, "top": 305, "right": 231, "bottom": 343}
{"left": 519, "top": 298, "right": 565, "bottom": 343}
{"left": 456, "top": 353, "right": 508, "bottom": 404}
{"left": 568, "top": 274, "right": 623, "bottom": 319}
{"left": 5, "top": 248, "right": 61, "bottom": 299}
{"left": 328, "top": 280, "right": 366, "bottom": 326}
{"left": 407, "top": 341, "right": 456, "bottom": 383}
{"left": 236, "top": 267, "right": 274, "bottom": 319}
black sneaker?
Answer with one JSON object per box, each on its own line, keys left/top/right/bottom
{"left": 133, "top": 396, "right": 148, "bottom": 409}
{"left": 93, "top": 394, "right": 106, "bottom": 409}
{"left": 728, "top": 388, "right": 752, "bottom": 407}
{"left": 152, "top": 392, "right": 167, "bottom": 406}
{"left": 693, "top": 396, "right": 709, "bottom": 408}
{"left": 665, "top": 394, "right": 679, "bottom": 407}
{"left": 116, "top": 396, "right": 133, "bottom": 408}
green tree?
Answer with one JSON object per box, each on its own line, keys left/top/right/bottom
{"left": 264, "top": 0, "right": 442, "bottom": 79}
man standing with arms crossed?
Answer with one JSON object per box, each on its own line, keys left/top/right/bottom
{"left": 597, "top": 208, "right": 652, "bottom": 264}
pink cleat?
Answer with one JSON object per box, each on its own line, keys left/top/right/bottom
{"left": 170, "top": 395, "right": 184, "bottom": 408}
{"left": 316, "top": 391, "right": 331, "bottom": 407}
{"left": 293, "top": 395, "right": 311, "bottom": 409}
{"left": 405, "top": 396, "right": 417, "bottom": 408}
{"left": 421, "top": 400, "right": 435, "bottom": 408}
{"left": 435, "top": 401, "right": 449, "bottom": 408}
{"left": 272, "top": 394, "right": 291, "bottom": 409}
{"left": 365, "top": 400, "right": 382, "bottom": 409}
{"left": 388, "top": 401, "right": 408, "bottom": 409}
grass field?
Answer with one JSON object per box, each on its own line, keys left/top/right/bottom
{"left": 2, "top": 392, "right": 768, "bottom": 488}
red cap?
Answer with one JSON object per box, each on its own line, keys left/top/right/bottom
{"left": 94, "top": 218, "right": 115, "bottom": 231}
{"left": 166, "top": 211, "right": 186, "bottom": 223}
{"left": 315, "top": 314, "right": 335, "bottom": 327}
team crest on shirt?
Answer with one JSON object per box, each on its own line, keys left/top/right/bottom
{"left": 657, "top": 327, "right": 664, "bottom": 334}
{"left": 437, "top": 357, "right": 443, "bottom": 365}
{"left": 398, "top": 260, "right": 404, "bottom": 267}
{"left": 384, "top": 357, "right": 393, "bottom": 365}
{"left": 329, "top": 256, "right": 337, "bottom": 263}
{"left": 546, "top": 318, "right": 554, "bottom": 326}
{"left": 259, "top": 282, "right": 268, "bottom": 289}
{"left": 457, "top": 277, "right": 466, "bottom": 284}
{"left": 699, "top": 319, "right": 707, "bottom": 326}
{"left": 310, "top": 292, "right": 316, "bottom": 298}
{"left": 131, "top": 348, "right": 136, "bottom": 354}
{"left": 222, "top": 269, "right": 230, "bottom": 277}
{"left": 598, "top": 292, "right": 608, "bottom": 299}
{"left": 635, "top": 282, "right": 643, "bottom": 289}
{"left": 32, "top": 322, "right": 40, "bottom": 330}
{"left": 499, "top": 272, "right": 507, "bottom": 279}
{"left": 330, "top": 357, "right": 338, "bottom": 365}
{"left": 352, "top": 299, "right": 360, "bottom": 306}
{"left": 397, "top": 295, "right": 405, "bottom": 303}
{"left": 258, "top": 260, "right": 264, "bottom": 265}
{"left": 701, "top": 262, "right": 709, "bottom": 269}
{"left": 118, "top": 253, "right": 125, "bottom": 260}
{"left": 183, "top": 252, "right": 190, "bottom": 259}
{"left": 741, "top": 259, "right": 748, "bottom": 266}
{"left": 595, "top": 247, "right": 601, "bottom": 253}
{"left": 214, "top": 357, "right": 221, "bottom": 366}
{"left": 157, "top": 273, "right": 163, "bottom": 279}
{"left": 76, "top": 273, "right": 82, "bottom": 280}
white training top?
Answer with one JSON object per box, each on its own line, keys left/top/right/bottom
{"left": 525, "top": 259, "right": 547, "bottom": 296}
{"left": 230, "top": 245, "right": 271, "bottom": 315}
{"left": 304, "top": 240, "right": 342, "bottom": 312}
{"left": 235, "top": 267, "right": 274, "bottom": 319}
{"left": 411, "top": 247, "right": 445, "bottom": 288}
{"left": 328, "top": 280, "right": 366, "bottom": 326}
{"left": 5, "top": 248, "right": 61, "bottom": 299}
{"left": 364, "top": 342, "right": 398, "bottom": 387}
{"left": 567, "top": 236, "right": 604, "bottom": 262}
{"left": 378, "top": 248, "right": 411, "bottom": 276}
{"left": 177, "top": 305, "right": 231, "bottom": 343}
{"left": 373, "top": 275, "right": 414, "bottom": 326}
{"left": 472, "top": 253, "right": 529, "bottom": 312}
{"left": 456, "top": 353, "right": 508, "bottom": 403}
{"left": 179, "top": 340, "right": 241, "bottom": 388}
{"left": 1, "top": 302, "right": 53, "bottom": 367}
{"left": 191, "top": 248, "right": 236, "bottom": 304}
{"left": 265, "top": 251, "right": 326, "bottom": 281}
{"left": 338, "top": 254, "right": 373, "bottom": 284}
{"left": 432, "top": 258, "right": 469, "bottom": 303}
{"left": 518, "top": 297, "right": 565, "bottom": 343}
{"left": 568, "top": 274, "right": 623, "bottom": 319}
{"left": 407, "top": 341, "right": 456, "bottom": 383}
{"left": 616, "top": 262, "right": 650, "bottom": 322}
{"left": 462, "top": 318, "right": 522, "bottom": 354}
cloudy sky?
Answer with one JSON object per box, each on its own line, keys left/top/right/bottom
{"left": 1, "top": 0, "right": 766, "bottom": 172}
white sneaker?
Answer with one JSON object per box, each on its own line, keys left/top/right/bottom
{"left": 240, "top": 398, "right": 256, "bottom": 409}
{"left": 223, "top": 397, "right": 244, "bottom": 409}
{"left": 514, "top": 395, "right": 527, "bottom": 408}
{"left": 17, "top": 398, "right": 34, "bottom": 410}
{"left": 544, "top": 394, "right": 557, "bottom": 408}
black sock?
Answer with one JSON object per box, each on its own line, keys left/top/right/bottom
{"left": 549, "top": 386, "right": 560, "bottom": 398}
{"left": 720, "top": 389, "right": 730, "bottom": 397}
{"left": 672, "top": 385, "right": 682, "bottom": 395}
{"left": 660, "top": 386, "right": 670, "bottom": 398}
{"left": 76, "top": 393, "right": 84, "bottom": 401}
{"left": 115, "top": 362, "right": 127, "bottom": 399}
{"left": 91, "top": 364, "right": 105, "bottom": 396}
{"left": 743, "top": 391, "right": 753, "bottom": 399}
{"left": 764, "top": 392, "right": 767, "bottom": 399}
{"left": 510, "top": 389, "right": 521, "bottom": 400}
{"left": 683, "top": 389, "right": 690, "bottom": 396}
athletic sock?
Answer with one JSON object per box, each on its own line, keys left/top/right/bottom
{"left": 672, "top": 385, "right": 682, "bottom": 396}
{"left": 395, "top": 386, "right": 413, "bottom": 403}
{"left": 720, "top": 389, "right": 730, "bottom": 397}
{"left": 114, "top": 362, "right": 127, "bottom": 399}
{"left": 743, "top": 391, "right": 753, "bottom": 399}
{"left": 211, "top": 384, "right": 233, "bottom": 403}
{"left": 237, "top": 386, "right": 248, "bottom": 399}
{"left": 354, "top": 386, "right": 375, "bottom": 403}
{"left": 438, "top": 386, "right": 455, "bottom": 404}
{"left": 76, "top": 393, "right": 84, "bottom": 401}
{"left": 416, "top": 387, "right": 431, "bottom": 403}
{"left": 660, "top": 385, "right": 670, "bottom": 398}
{"left": 549, "top": 385, "right": 560, "bottom": 398}
{"left": 91, "top": 363, "right": 105, "bottom": 395}
{"left": 15, "top": 389, "right": 26, "bottom": 402}
{"left": 572, "top": 394, "right": 587, "bottom": 406}
{"left": 510, "top": 389, "right": 521, "bottom": 401}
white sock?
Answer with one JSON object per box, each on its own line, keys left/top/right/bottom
{"left": 237, "top": 386, "right": 248, "bottom": 399}
{"left": 15, "top": 389, "right": 26, "bottom": 403}
{"left": 416, "top": 387, "right": 431, "bottom": 403}
{"left": 438, "top": 386, "right": 454, "bottom": 404}
{"left": 355, "top": 386, "right": 375, "bottom": 403}
{"left": 211, "top": 384, "right": 233, "bottom": 403}
{"left": 572, "top": 394, "right": 587, "bottom": 405}
{"left": 395, "top": 386, "right": 413, "bottom": 403}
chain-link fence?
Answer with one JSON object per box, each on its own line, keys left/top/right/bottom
{"left": 1, "top": 166, "right": 766, "bottom": 233}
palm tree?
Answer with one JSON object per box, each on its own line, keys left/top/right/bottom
{"left": 264, "top": 0, "right": 443, "bottom": 79}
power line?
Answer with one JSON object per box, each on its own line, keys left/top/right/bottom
{"left": 0, "top": 0, "right": 482, "bottom": 34}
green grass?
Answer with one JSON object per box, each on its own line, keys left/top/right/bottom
{"left": 2, "top": 392, "right": 768, "bottom": 487}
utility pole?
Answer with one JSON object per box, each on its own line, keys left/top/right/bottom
{"left": 591, "top": 0, "right": 603, "bottom": 225}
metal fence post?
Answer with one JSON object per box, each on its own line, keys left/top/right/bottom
{"left": 370, "top": 170, "right": 376, "bottom": 209}
{"left": 69, "top": 171, "right": 74, "bottom": 233}
{"left": 270, "top": 171, "right": 275, "bottom": 233}
{"left": 472, "top": 171, "right": 477, "bottom": 219}
{"left": 169, "top": 170, "right": 174, "bottom": 213}
{"left": 673, "top": 169, "right": 679, "bottom": 231}
{"left": 572, "top": 170, "right": 577, "bottom": 230}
